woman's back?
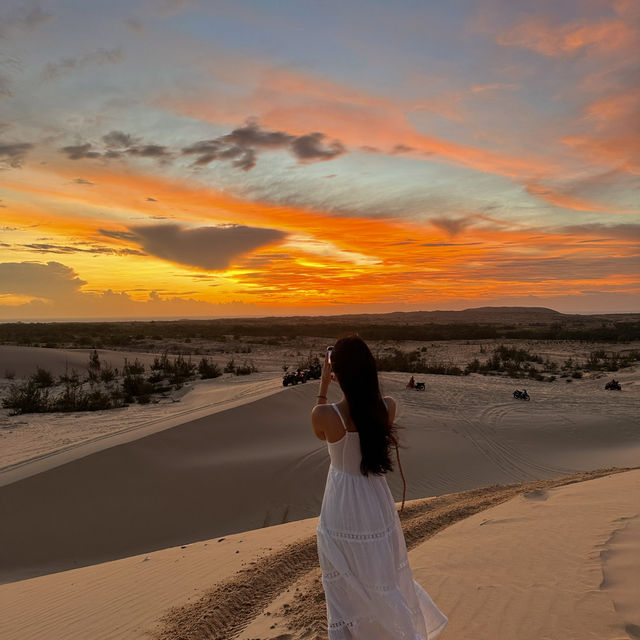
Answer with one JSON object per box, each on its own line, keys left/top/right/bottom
{"left": 321, "top": 404, "right": 398, "bottom": 535}
{"left": 326, "top": 404, "right": 368, "bottom": 474}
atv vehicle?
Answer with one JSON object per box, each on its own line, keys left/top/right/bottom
{"left": 283, "top": 369, "right": 307, "bottom": 386}
{"left": 605, "top": 379, "right": 622, "bottom": 391}
{"left": 307, "top": 363, "right": 322, "bottom": 380}
{"left": 513, "top": 389, "right": 530, "bottom": 400}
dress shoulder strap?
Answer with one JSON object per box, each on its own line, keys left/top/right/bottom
{"left": 331, "top": 403, "right": 348, "bottom": 434}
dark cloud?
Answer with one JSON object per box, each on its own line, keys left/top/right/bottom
{"left": 182, "top": 120, "right": 346, "bottom": 170}
{"left": 421, "top": 242, "right": 482, "bottom": 247}
{"left": 126, "top": 144, "right": 169, "bottom": 157}
{"left": 59, "top": 143, "right": 100, "bottom": 160}
{"left": 60, "top": 122, "right": 340, "bottom": 170}
{"left": 0, "top": 261, "right": 86, "bottom": 297}
{"left": 430, "top": 217, "right": 472, "bottom": 237}
{"left": 41, "top": 47, "right": 123, "bottom": 80}
{"left": 60, "top": 132, "right": 171, "bottom": 162}
{"left": 102, "top": 130, "right": 136, "bottom": 148}
{"left": 73, "top": 177, "right": 94, "bottom": 185}
{"left": 0, "top": 142, "right": 34, "bottom": 168}
{"left": 146, "top": 197, "right": 157, "bottom": 202}
{"left": 291, "top": 132, "right": 344, "bottom": 162}
{"left": 118, "top": 223, "right": 287, "bottom": 271}
{"left": 392, "top": 144, "right": 414, "bottom": 154}
{"left": 19, "top": 243, "right": 145, "bottom": 256}
{"left": 99, "top": 229, "right": 139, "bottom": 242}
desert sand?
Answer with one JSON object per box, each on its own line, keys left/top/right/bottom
{"left": 0, "top": 342, "right": 638, "bottom": 639}
{"left": 0, "top": 469, "right": 637, "bottom": 640}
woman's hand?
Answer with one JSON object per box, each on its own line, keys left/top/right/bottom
{"left": 321, "top": 351, "right": 332, "bottom": 385}
{"left": 316, "top": 348, "right": 332, "bottom": 404}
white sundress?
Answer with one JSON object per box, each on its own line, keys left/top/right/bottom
{"left": 317, "top": 403, "right": 448, "bottom": 639}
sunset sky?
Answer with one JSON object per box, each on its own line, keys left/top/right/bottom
{"left": 1, "top": 0, "right": 639, "bottom": 319}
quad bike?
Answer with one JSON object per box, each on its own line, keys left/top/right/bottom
{"left": 415, "top": 382, "right": 426, "bottom": 391}
{"left": 282, "top": 371, "right": 299, "bottom": 386}
{"left": 307, "top": 363, "right": 322, "bottom": 380}
{"left": 513, "top": 389, "right": 530, "bottom": 401}
{"left": 605, "top": 379, "right": 622, "bottom": 391}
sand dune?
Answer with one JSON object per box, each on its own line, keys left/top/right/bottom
{"left": 410, "top": 469, "right": 640, "bottom": 640}
{"left": 0, "top": 372, "right": 284, "bottom": 479}
{"left": 0, "top": 345, "right": 162, "bottom": 378}
{"left": 1, "top": 367, "right": 638, "bottom": 584}
{"left": 0, "top": 469, "right": 636, "bottom": 640}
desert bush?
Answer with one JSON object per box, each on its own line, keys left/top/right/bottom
{"left": 234, "top": 360, "right": 258, "bottom": 376}
{"left": 224, "top": 358, "right": 236, "bottom": 373}
{"left": 32, "top": 367, "right": 55, "bottom": 388}
{"left": 376, "top": 349, "right": 462, "bottom": 375}
{"left": 122, "top": 373, "right": 154, "bottom": 402}
{"left": 198, "top": 358, "right": 222, "bottom": 379}
{"left": 100, "top": 364, "right": 116, "bottom": 384}
{"left": 465, "top": 358, "right": 482, "bottom": 374}
{"left": 123, "top": 358, "right": 145, "bottom": 375}
{"left": 169, "top": 353, "right": 196, "bottom": 386}
{"left": 2, "top": 379, "right": 50, "bottom": 414}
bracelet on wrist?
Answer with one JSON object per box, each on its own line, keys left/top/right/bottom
{"left": 317, "top": 394, "right": 327, "bottom": 399}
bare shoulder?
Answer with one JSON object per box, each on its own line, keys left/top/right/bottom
{"left": 311, "top": 403, "right": 335, "bottom": 440}
{"left": 311, "top": 403, "right": 334, "bottom": 423}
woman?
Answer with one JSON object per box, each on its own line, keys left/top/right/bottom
{"left": 312, "top": 335, "right": 447, "bottom": 639}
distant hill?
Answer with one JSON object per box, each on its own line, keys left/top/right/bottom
{"left": 235, "top": 306, "right": 640, "bottom": 327}
{"left": 1, "top": 306, "right": 639, "bottom": 346}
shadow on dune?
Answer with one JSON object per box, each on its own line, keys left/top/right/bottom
{"left": 1, "top": 378, "right": 638, "bottom": 583}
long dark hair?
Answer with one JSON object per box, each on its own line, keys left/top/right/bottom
{"left": 331, "top": 334, "right": 396, "bottom": 476}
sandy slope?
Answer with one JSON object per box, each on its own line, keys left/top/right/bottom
{"left": 1, "top": 365, "right": 638, "bottom": 583}
{"left": 0, "top": 469, "right": 637, "bottom": 640}
{"left": 0, "top": 371, "right": 285, "bottom": 476}
{"left": 409, "top": 470, "right": 640, "bottom": 640}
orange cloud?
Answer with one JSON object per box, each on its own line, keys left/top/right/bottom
{"left": 2, "top": 158, "right": 638, "bottom": 311}
{"left": 585, "top": 91, "right": 640, "bottom": 126}
{"left": 525, "top": 182, "right": 640, "bottom": 214}
{"left": 156, "top": 65, "right": 557, "bottom": 180}
{"left": 560, "top": 134, "right": 640, "bottom": 176}
{"left": 496, "top": 15, "right": 636, "bottom": 57}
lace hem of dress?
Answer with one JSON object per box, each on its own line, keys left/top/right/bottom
{"left": 322, "top": 559, "right": 411, "bottom": 591}
{"left": 328, "top": 601, "right": 423, "bottom": 630}
{"left": 321, "top": 522, "right": 395, "bottom": 540}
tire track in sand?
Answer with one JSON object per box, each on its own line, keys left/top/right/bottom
{"left": 154, "top": 468, "right": 633, "bottom": 640}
